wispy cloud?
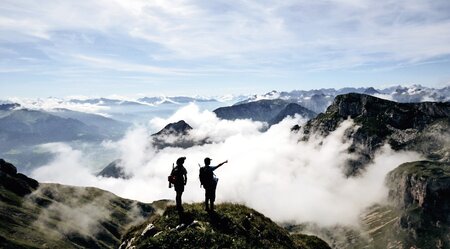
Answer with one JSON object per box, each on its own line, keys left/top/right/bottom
{"left": 1, "top": 0, "right": 450, "bottom": 96}
{"left": 3, "top": 0, "right": 449, "bottom": 67}
{"left": 72, "top": 54, "right": 192, "bottom": 75}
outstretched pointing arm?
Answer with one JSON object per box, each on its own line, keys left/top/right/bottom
{"left": 218, "top": 160, "right": 228, "bottom": 168}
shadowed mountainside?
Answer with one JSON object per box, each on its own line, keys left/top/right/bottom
{"left": 0, "top": 159, "right": 157, "bottom": 249}
{"left": 214, "top": 99, "right": 316, "bottom": 125}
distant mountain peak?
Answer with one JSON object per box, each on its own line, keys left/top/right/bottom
{"left": 153, "top": 120, "right": 192, "bottom": 136}
{"left": 363, "top": 87, "right": 380, "bottom": 95}
{"left": 97, "top": 159, "right": 131, "bottom": 179}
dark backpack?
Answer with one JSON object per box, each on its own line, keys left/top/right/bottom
{"left": 199, "top": 166, "right": 214, "bottom": 188}
{"left": 168, "top": 165, "right": 183, "bottom": 187}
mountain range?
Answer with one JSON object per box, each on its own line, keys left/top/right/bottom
{"left": 238, "top": 85, "right": 450, "bottom": 113}
{"left": 0, "top": 105, "right": 130, "bottom": 171}
{"left": 1, "top": 87, "right": 450, "bottom": 248}
{"left": 4, "top": 85, "right": 447, "bottom": 116}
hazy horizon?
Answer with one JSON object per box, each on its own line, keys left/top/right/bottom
{"left": 1, "top": 83, "right": 449, "bottom": 100}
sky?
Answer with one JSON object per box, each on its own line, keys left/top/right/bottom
{"left": 1, "top": 0, "right": 450, "bottom": 98}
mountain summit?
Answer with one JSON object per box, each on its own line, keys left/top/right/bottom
{"left": 153, "top": 120, "right": 193, "bottom": 137}
{"left": 120, "top": 203, "right": 330, "bottom": 249}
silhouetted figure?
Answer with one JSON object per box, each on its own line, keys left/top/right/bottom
{"left": 200, "top": 157, "right": 228, "bottom": 212}
{"left": 171, "top": 157, "right": 187, "bottom": 213}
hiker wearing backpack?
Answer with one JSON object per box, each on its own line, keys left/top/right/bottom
{"left": 169, "top": 157, "right": 188, "bottom": 213}
{"left": 200, "top": 157, "right": 228, "bottom": 212}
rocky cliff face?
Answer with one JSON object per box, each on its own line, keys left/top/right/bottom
{"left": 381, "top": 161, "right": 450, "bottom": 249}
{"left": 387, "top": 161, "right": 450, "bottom": 228}
{"left": 301, "top": 93, "right": 450, "bottom": 175}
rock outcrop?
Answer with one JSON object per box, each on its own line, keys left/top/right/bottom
{"left": 0, "top": 158, "right": 38, "bottom": 196}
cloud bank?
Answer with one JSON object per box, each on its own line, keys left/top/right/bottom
{"left": 32, "top": 104, "right": 422, "bottom": 226}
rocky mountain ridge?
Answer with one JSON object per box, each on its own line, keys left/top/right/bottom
{"left": 239, "top": 85, "right": 450, "bottom": 113}
{"left": 299, "top": 93, "right": 450, "bottom": 175}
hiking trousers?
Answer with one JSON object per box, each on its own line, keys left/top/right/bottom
{"left": 175, "top": 184, "right": 184, "bottom": 212}
{"left": 205, "top": 187, "right": 216, "bottom": 210}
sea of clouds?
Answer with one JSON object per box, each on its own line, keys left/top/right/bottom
{"left": 31, "top": 103, "right": 422, "bottom": 227}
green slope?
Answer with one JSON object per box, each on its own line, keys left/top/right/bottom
{"left": 120, "top": 203, "right": 330, "bottom": 249}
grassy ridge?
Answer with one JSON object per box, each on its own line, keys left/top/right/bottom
{"left": 121, "top": 203, "right": 330, "bottom": 249}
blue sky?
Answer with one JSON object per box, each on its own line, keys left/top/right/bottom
{"left": 1, "top": 0, "right": 450, "bottom": 98}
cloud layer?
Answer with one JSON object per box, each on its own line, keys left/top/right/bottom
{"left": 32, "top": 104, "right": 422, "bottom": 226}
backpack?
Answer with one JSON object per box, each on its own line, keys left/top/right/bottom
{"left": 199, "top": 166, "right": 214, "bottom": 188}
{"left": 168, "top": 164, "right": 182, "bottom": 187}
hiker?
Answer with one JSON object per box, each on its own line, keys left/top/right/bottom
{"left": 200, "top": 157, "right": 228, "bottom": 212}
{"left": 170, "top": 157, "right": 187, "bottom": 213}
